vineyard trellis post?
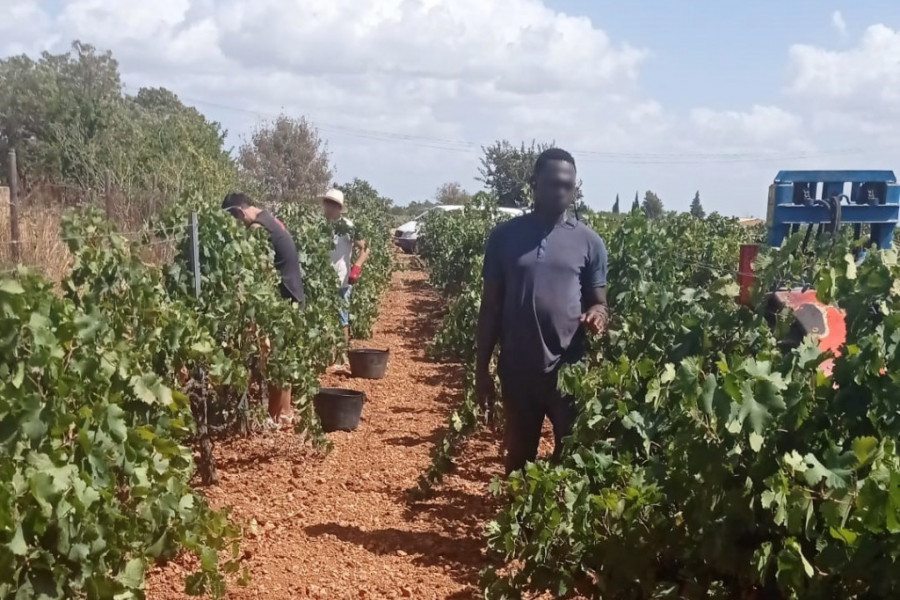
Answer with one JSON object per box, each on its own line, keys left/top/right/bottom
{"left": 8, "top": 149, "right": 20, "bottom": 264}
{"left": 188, "top": 211, "right": 201, "bottom": 297}
{"left": 185, "top": 210, "right": 217, "bottom": 484}
{"left": 104, "top": 170, "right": 114, "bottom": 222}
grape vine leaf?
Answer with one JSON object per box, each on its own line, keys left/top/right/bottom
{"left": 117, "top": 558, "right": 145, "bottom": 589}
{"left": 0, "top": 279, "right": 25, "bottom": 295}
{"left": 802, "top": 454, "right": 850, "bottom": 489}
{"left": 852, "top": 436, "right": 879, "bottom": 467}
{"left": 738, "top": 380, "right": 772, "bottom": 434}
{"left": 8, "top": 524, "right": 27, "bottom": 556}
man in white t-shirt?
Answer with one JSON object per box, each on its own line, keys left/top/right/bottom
{"left": 322, "top": 188, "right": 370, "bottom": 367}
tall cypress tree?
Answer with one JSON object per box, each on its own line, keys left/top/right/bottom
{"left": 613, "top": 194, "right": 620, "bottom": 214}
{"left": 690, "top": 191, "right": 706, "bottom": 218}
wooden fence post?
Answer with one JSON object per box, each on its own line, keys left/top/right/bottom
{"left": 105, "top": 171, "right": 114, "bottom": 222}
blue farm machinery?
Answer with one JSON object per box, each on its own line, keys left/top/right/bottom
{"left": 738, "top": 171, "right": 900, "bottom": 376}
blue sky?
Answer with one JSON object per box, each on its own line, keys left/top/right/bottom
{"left": 6, "top": 1, "right": 900, "bottom": 216}
{"left": 556, "top": 0, "right": 894, "bottom": 110}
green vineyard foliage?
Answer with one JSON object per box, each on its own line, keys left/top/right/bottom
{"left": 417, "top": 199, "right": 900, "bottom": 599}
{"left": 0, "top": 194, "right": 392, "bottom": 598}
{"left": 483, "top": 215, "right": 900, "bottom": 599}
{"left": 415, "top": 195, "right": 518, "bottom": 496}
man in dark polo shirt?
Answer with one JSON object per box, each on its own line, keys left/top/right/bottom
{"left": 222, "top": 192, "right": 305, "bottom": 428}
{"left": 475, "top": 148, "right": 609, "bottom": 474}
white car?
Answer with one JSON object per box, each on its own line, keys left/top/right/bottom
{"left": 393, "top": 204, "right": 527, "bottom": 253}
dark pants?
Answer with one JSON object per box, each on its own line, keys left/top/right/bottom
{"left": 499, "top": 367, "right": 578, "bottom": 475}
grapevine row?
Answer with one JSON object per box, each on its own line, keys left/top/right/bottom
{"left": 0, "top": 192, "right": 393, "bottom": 598}
{"left": 418, "top": 200, "right": 900, "bottom": 599}
{"left": 413, "top": 196, "right": 512, "bottom": 496}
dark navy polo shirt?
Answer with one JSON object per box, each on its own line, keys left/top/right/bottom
{"left": 253, "top": 210, "right": 306, "bottom": 308}
{"left": 482, "top": 213, "right": 608, "bottom": 376}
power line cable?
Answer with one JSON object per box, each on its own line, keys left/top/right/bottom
{"left": 176, "top": 94, "right": 900, "bottom": 164}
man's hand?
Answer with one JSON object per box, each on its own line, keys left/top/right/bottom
{"left": 475, "top": 367, "right": 497, "bottom": 424}
{"left": 580, "top": 305, "right": 609, "bottom": 335}
{"left": 348, "top": 265, "right": 362, "bottom": 285}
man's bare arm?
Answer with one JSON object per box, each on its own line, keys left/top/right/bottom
{"left": 580, "top": 286, "right": 609, "bottom": 334}
{"left": 476, "top": 279, "right": 503, "bottom": 374}
{"left": 353, "top": 239, "right": 370, "bottom": 268}
{"left": 475, "top": 278, "right": 503, "bottom": 421}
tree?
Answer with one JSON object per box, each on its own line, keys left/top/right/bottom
{"left": 642, "top": 190, "right": 665, "bottom": 220}
{"left": 0, "top": 41, "right": 233, "bottom": 199}
{"left": 690, "top": 191, "right": 705, "bottom": 219}
{"left": 613, "top": 194, "right": 620, "bottom": 214}
{"left": 631, "top": 191, "right": 640, "bottom": 213}
{"left": 435, "top": 182, "right": 471, "bottom": 205}
{"left": 478, "top": 140, "right": 549, "bottom": 208}
{"left": 0, "top": 41, "right": 124, "bottom": 188}
{"left": 238, "top": 114, "right": 332, "bottom": 204}
{"left": 478, "top": 139, "right": 584, "bottom": 208}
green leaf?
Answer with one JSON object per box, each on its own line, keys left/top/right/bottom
{"left": 700, "top": 374, "right": 717, "bottom": 415}
{"left": 828, "top": 527, "right": 858, "bottom": 546}
{"left": 200, "top": 546, "right": 218, "bottom": 572}
{"left": 777, "top": 538, "right": 815, "bottom": 588}
{"left": 117, "top": 558, "right": 145, "bottom": 589}
{"left": 660, "top": 363, "right": 676, "bottom": 384}
{"left": 0, "top": 279, "right": 25, "bottom": 295}
{"left": 184, "top": 572, "right": 206, "bottom": 595}
{"left": 749, "top": 432, "right": 764, "bottom": 453}
{"left": 738, "top": 380, "right": 772, "bottom": 434}
{"left": 191, "top": 340, "right": 214, "bottom": 354}
{"left": 131, "top": 374, "right": 173, "bottom": 406}
{"left": 8, "top": 524, "right": 27, "bottom": 556}
{"left": 74, "top": 312, "right": 103, "bottom": 341}
{"left": 11, "top": 362, "right": 24, "bottom": 389}
{"left": 844, "top": 253, "right": 858, "bottom": 280}
{"left": 852, "top": 436, "right": 879, "bottom": 467}
{"left": 107, "top": 404, "right": 128, "bottom": 443}
{"left": 802, "top": 454, "right": 849, "bottom": 489}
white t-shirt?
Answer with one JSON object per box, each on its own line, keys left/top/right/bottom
{"left": 331, "top": 217, "right": 354, "bottom": 287}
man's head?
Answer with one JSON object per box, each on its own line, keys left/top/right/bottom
{"left": 531, "top": 148, "right": 577, "bottom": 214}
{"left": 222, "top": 192, "right": 258, "bottom": 226}
{"left": 321, "top": 188, "right": 345, "bottom": 222}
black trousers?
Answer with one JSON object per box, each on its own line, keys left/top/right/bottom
{"left": 499, "top": 367, "right": 578, "bottom": 475}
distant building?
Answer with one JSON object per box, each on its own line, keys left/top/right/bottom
{"left": 738, "top": 217, "right": 764, "bottom": 227}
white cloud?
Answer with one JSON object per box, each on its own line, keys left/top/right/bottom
{"left": 832, "top": 10, "right": 847, "bottom": 37}
{"left": 788, "top": 24, "right": 900, "bottom": 109}
{"left": 5, "top": 1, "right": 900, "bottom": 216}
{"left": 210, "top": 0, "right": 647, "bottom": 93}
{"left": 690, "top": 105, "right": 802, "bottom": 145}
{"left": 2, "top": 0, "right": 663, "bottom": 204}
{"left": 0, "top": 0, "right": 57, "bottom": 56}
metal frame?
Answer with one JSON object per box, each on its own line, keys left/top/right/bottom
{"left": 767, "top": 170, "right": 900, "bottom": 249}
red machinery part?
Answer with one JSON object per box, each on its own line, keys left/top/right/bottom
{"left": 771, "top": 290, "right": 847, "bottom": 378}
{"left": 737, "top": 243, "right": 848, "bottom": 377}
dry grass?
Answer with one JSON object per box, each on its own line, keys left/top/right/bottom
{"left": 0, "top": 185, "right": 179, "bottom": 284}
{"left": 0, "top": 187, "right": 72, "bottom": 281}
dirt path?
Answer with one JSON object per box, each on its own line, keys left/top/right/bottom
{"left": 148, "top": 263, "right": 504, "bottom": 599}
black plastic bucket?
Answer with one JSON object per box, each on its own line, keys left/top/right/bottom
{"left": 348, "top": 349, "right": 390, "bottom": 380}
{"left": 313, "top": 388, "right": 365, "bottom": 432}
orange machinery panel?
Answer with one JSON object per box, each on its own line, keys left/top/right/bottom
{"left": 771, "top": 290, "right": 847, "bottom": 378}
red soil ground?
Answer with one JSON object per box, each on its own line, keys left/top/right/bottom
{"left": 147, "top": 264, "right": 511, "bottom": 599}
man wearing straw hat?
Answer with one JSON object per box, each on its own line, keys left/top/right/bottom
{"left": 321, "top": 188, "right": 370, "bottom": 370}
